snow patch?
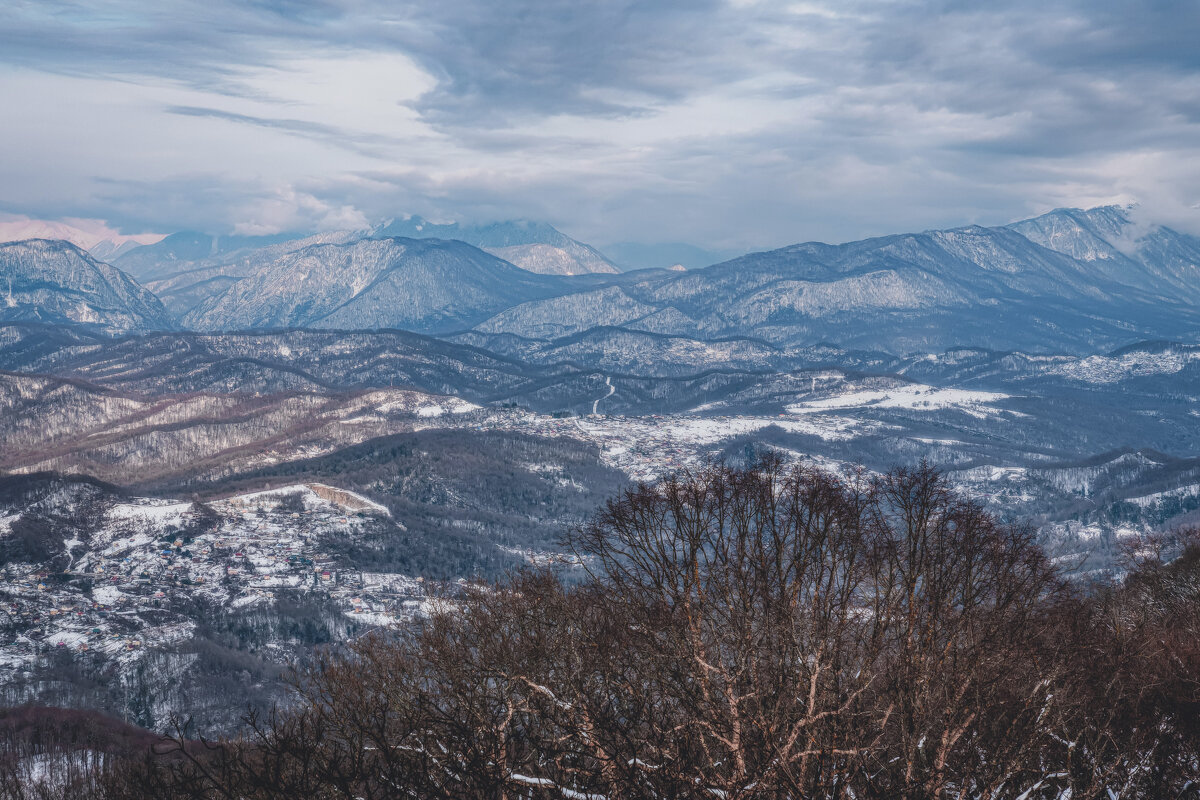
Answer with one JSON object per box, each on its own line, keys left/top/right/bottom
{"left": 787, "top": 384, "right": 1012, "bottom": 419}
{"left": 1046, "top": 348, "right": 1200, "bottom": 383}
{"left": 107, "top": 501, "right": 192, "bottom": 526}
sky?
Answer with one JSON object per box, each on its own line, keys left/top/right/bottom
{"left": 2, "top": 0, "right": 1199, "bottom": 252}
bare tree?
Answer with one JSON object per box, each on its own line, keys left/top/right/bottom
{"left": 102, "top": 459, "right": 1200, "bottom": 800}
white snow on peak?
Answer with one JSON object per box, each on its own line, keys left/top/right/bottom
{"left": 0, "top": 215, "right": 164, "bottom": 250}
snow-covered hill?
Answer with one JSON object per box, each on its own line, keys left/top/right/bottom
{"left": 1009, "top": 205, "right": 1200, "bottom": 299}
{"left": 0, "top": 475, "right": 419, "bottom": 729}
{"left": 470, "top": 220, "right": 1200, "bottom": 353}
{"left": 0, "top": 217, "right": 162, "bottom": 258}
{"left": 184, "top": 237, "right": 570, "bottom": 333}
{"left": 109, "top": 219, "right": 621, "bottom": 317}
{"left": 373, "top": 217, "right": 620, "bottom": 274}
{"left": 0, "top": 240, "right": 174, "bottom": 334}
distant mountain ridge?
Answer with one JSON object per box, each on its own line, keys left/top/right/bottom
{"left": 0, "top": 239, "right": 173, "bottom": 333}
{"left": 109, "top": 218, "right": 621, "bottom": 316}
{"left": 8, "top": 205, "right": 1200, "bottom": 355}
{"left": 470, "top": 210, "right": 1200, "bottom": 354}
{"left": 183, "top": 236, "right": 573, "bottom": 334}
{"left": 117, "top": 230, "right": 364, "bottom": 317}
{"left": 1008, "top": 205, "right": 1200, "bottom": 298}
{"left": 0, "top": 217, "right": 162, "bottom": 260}
{"left": 372, "top": 217, "right": 620, "bottom": 275}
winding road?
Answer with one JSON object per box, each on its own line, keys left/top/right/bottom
{"left": 592, "top": 375, "right": 615, "bottom": 416}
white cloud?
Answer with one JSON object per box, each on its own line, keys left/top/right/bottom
{"left": 0, "top": 213, "right": 163, "bottom": 247}
{"left": 232, "top": 187, "right": 369, "bottom": 235}
{"left": 0, "top": 0, "right": 1198, "bottom": 247}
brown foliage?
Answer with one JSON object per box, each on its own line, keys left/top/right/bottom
{"left": 84, "top": 459, "right": 1200, "bottom": 799}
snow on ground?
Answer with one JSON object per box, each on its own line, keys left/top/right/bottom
{"left": 786, "top": 384, "right": 1012, "bottom": 419}
{"left": 360, "top": 572, "right": 423, "bottom": 593}
{"left": 307, "top": 483, "right": 391, "bottom": 516}
{"left": 47, "top": 631, "right": 89, "bottom": 648}
{"left": 968, "top": 465, "right": 1029, "bottom": 482}
{"left": 1128, "top": 482, "right": 1200, "bottom": 508}
{"left": 498, "top": 544, "right": 587, "bottom": 569}
{"left": 92, "top": 585, "right": 124, "bottom": 605}
{"left": 225, "top": 483, "right": 389, "bottom": 516}
{"left": 415, "top": 400, "right": 480, "bottom": 417}
{"left": 1045, "top": 348, "right": 1200, "bottom": 384}
{"left": 468, "top": 381, "right": 1024, "bottom": 483}
{"left": 106, "top": 501, "right": 191, "bottom": 527}
{"left": 344, "top": 610, "right": 398, "bottom": 626}
{"left": 662, "top": 415, "right": 878, "bottom": 445}
{"left": 18, "top": 750, "right": 101, "bottom": 786}
{"left": 480, "top": 410, "right": 884, "bottom": 482}
{"left": 376, "top": 394, "right": 479, "bottom": 416}
{"left": 224, "top": 484, "right": 314, "bottom": 506}
{"left": 0, "top": 482, "right": 424, "bottom": 687}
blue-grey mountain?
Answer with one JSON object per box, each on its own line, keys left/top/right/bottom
{"left": 474, "top": 212, "right": 1200, "bottom": 354}
{"left": 183, "top": 237, "right": 571, "bottom": 334}
{"left": 0, "top": 239, "right": 173, "bottom": 334}
{"left": 373, "top": 217, "right": 620, "bottom": 275}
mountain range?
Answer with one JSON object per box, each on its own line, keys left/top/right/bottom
{"left": 97, "top": 219, "right": 619, "bottom": 318}
{"left": 182, "top": 237, "right": 574, "bottom": 333}
{"left": 0, "top": 216, "right": 162, "bottom": 260}
{"left": 474, "top": 212, "right": 1200, "bottom": 353}
{"left": 2, "top": 205, "right": 1199, "bottom": 354}
{"left": 3, "top": 204, "right": 1200, "bottom": 739}
{"left": 0, "top": 239, "right": 173, "bottom": 334}
{"left": 373, "top": 216, "right": 620, "bottom": 275}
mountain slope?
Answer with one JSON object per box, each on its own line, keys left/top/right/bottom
{"left": 116, "top": 220, "right": 619, "bottom": 314}
{"left": 484, "top": 243, "right": 615, "bottom": 276}
{"left": 0, "top": 239, "right": 174, "bottom": 333}
{"left": 0, "top": 323, "right": 561, "bottom": 400}
{"left": 134, "top": 231, "right": 365, "bottom": 317}
{"left": 113, "top": 231, "right": 298, "bottom": 283}
{"left": 374, "top": 217, "right": 620, "bottom": 274}
{"left": 1008, "top": 205, "right": 1200, "bottom": 299}
{"left": 0, "top": 217, "right": 162, "bottom": 257}
{"left": 473, "top": 220, "right": 1200, "bottom": 354}
{"left": 112, "top": 231, "right": 370, "bottom": 317}
{"left": 452, "top": 326, "right": 785, "bottom": 376}
{"left": 184, "top": 237, "right": 571, "bottom": 334}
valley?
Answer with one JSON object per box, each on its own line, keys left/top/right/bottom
{"left": 1, "top": 205, "right": 1199, "bottom": 741}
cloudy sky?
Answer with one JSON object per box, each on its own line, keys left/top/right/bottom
{"left": 2, "top": 0, "right": 1199, "bottom": 251}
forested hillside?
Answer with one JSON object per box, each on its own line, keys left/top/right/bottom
{"left": 12, "top": 462, "right": 1199, "bottom": 799}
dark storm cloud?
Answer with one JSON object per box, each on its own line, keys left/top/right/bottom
{"left": 1, "top": 0, "right": 1198, "bottom": 245}
{"left": 0, "top": 1, "right": 738, "bottom": 114}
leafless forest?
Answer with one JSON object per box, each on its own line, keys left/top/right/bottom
{"left": 6, "top": 460, "right": 1197, "bottom": 799}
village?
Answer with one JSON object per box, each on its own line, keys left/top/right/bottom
{"left": 0, "top": 402, "right": 861, "bottom": 681}
{"left": 0, "top": 395, "right": 1153, "bottom": 685}
{"left": 490, "top": 408, "right": 861, "bottom": 483}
